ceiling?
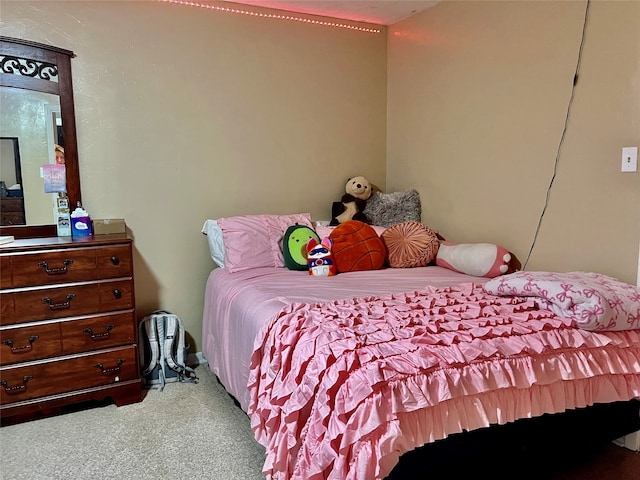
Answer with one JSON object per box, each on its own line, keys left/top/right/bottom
{"left": 223, "top": 1, "right": 439, "bottom": 25}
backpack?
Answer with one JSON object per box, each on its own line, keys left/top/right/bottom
{"left": 139, "top": 310, "right": 198, "bottom": 390}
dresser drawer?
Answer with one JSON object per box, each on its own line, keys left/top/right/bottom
{"left": 0, "top": 280, "right": 134, "bottom": 326}
{"left": 0, "top": 322, "right": 62, "bottom": 366}
{"left": 1, "top": 243, "right": 133, "bottom": 289}
{"left": 0, "top": 212, "right": 25, "bottom": 226}
{"left": 10, "top": 249, "right": 98, "bottom": 287}
{"left": 60, "top": 311, "right": 136, "bottom": 354}
{"left": 97, "top": 245, "right": 132, "bottom": 279}
{"left": 1, "top": 284, "right": 100, "bottom": 325}
{"left": 0, "top": 345, "right": 138, "bottom": 404}
{"left": 0, "top": 311, "right": 137, "bottom": 366}
{"left": 0, "top": 197, "right": 24, "bottom": 213}
{"left": 99, "top": 279, "right": 134, "bottom": 312}
{"left": 0, "top": 255, "right": 11, "bottom": 289}
{"left": 0, "top": 292, "right": 14, "bottom": 322}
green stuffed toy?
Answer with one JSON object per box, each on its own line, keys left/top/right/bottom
{"left": 282, "top": 224, "right": 320, "bottom": 271}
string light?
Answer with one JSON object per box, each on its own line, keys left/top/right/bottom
{"left": 159, "top": 0, "right": 381, "bottom": 34}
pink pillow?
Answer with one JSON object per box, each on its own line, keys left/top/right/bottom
{"left": 381, "top": 222, "right": 440, "bottom": 268}
{"left": 217, "top": 213, "right": 312, "bottom": 273}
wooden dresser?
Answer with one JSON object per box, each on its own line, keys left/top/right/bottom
{"left": 0, "top": 234, "right": 142, "bottom": 424}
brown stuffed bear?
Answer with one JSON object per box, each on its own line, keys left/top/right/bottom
{"left": 330, "top": 176, "right": 373, "bottom": 226}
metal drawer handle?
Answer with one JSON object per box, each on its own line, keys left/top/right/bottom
{"left": 38, "top": 259, "right": 73, "bottom": 275}
{"left": 111, "top": 256, "right": 120, "bottom": 265}
{"left": 95, "top": 359, "right": 125, "bottom": 376}
{"left": 1, "top": 376, "right": 32, "bottom": 394}
{"left": 83, "top": 324, "right": 115, "bottom": 340}
{"left": 42, "top": 294, "right": 76, "bottom": 310}
{"left": 113, "top": 289, "right": 122, "bottom": 299}
{"left": 3, "top": 336, "right": 39, "bottom": 353}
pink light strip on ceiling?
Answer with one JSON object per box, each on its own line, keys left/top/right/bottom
{"left": 160, "top": 0, "right": 382, "bottom": 33}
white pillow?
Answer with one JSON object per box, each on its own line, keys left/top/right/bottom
{"left": 201, "top": 219, "right": 225, "bottom": 268}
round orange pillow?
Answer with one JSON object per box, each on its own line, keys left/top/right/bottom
{"left": 329, "top": 221, "right": 386, "bottom": 273}
{"left": 381, "top": 221, "right": 440, "bottom": 268}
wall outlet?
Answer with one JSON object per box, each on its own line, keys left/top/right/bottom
{"left": 621, "top": 146, "right": 638, "bottom": 172}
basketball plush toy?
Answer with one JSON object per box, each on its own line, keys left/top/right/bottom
{"left": 329, "top": 220, "right": 386, "bottom": 273}
{"left": 306, "top": 237, "right": 336, "bottom": 276}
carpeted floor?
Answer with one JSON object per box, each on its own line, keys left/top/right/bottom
{"left": 0, "top": 365, "right": 265, "bottom": 480}
{"left": 1, "top": 364, "right": 638, "bottom": 480}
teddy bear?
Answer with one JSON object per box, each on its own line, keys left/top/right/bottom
{"left": 330, "top": 176, "right": 373, "bottom": 226}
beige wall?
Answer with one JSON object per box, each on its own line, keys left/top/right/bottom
{"left": 387, "top": 0, "right": 639, "bottom": 284}
{"left": 1, "top": 1, "right": 387, "bottom": 351}
{"left": 3, "top": 0, "right": 639, "bottom": 354}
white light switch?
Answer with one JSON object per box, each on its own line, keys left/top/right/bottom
{"left": 621, "top": 147, "right": 638, "bottom": 172}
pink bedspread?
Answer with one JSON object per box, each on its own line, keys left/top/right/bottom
{"left": 247, "top": 283, "right": 640, "bottom": 480}
{"left": 202, "top": 266, "right": 486, "bottom": 411}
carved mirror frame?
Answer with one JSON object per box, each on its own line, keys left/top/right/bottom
{"left": 0, "top": 36, "right": 81, "bottom": 238}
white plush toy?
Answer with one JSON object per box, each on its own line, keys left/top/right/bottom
{"left": 436, "top": 241, "right": 517, "bottom": 278}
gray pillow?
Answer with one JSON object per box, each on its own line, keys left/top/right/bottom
{"left": 363, "top": 190, "right": 421, "bottom": 228}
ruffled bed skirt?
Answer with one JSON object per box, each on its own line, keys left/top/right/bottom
{"left": 248, "top": 283, "right": 640, "bottom": 480}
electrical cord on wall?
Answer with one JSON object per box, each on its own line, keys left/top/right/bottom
{"left": 522, "top": 0, "right": 591, "bottom": 270}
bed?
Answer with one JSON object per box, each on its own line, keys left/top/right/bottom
{"left": 201, "top": 214, "right": 640, "bottom": 480}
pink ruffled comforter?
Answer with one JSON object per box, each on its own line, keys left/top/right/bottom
{"left": 247, "top": 283, "right": 640, "bottom": 480}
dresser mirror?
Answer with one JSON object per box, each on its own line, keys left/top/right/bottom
{"left": 0, "top": 36, "right": 81, "bottom": 238}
